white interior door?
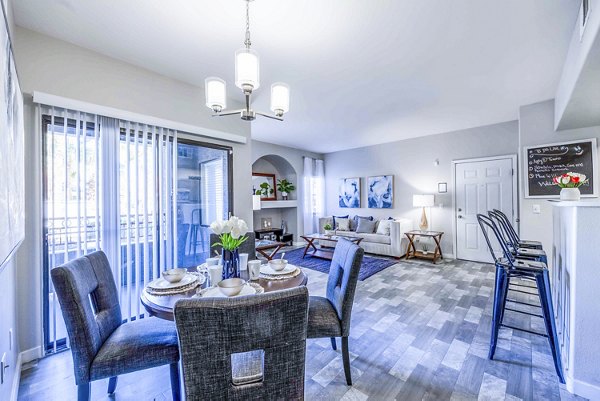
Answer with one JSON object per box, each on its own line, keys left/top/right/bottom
{"left": 455, "top": 157, "right": 515, "bottom": 262}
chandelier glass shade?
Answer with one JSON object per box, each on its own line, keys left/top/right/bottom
{"left": 205, "top": 77, "right": 226, "bottom": 112}
{"left": 204, "top": 0, "right": 289, "bottom": 121}
{"left": 235, "top": 48, "right": 260, "bottom": 92}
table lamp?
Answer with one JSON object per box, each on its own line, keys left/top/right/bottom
{"left": 413, "top": 194, "right": 434, "bottom": 231}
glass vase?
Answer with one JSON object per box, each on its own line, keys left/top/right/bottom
{"left": 221, "top": 249, "right": 240, "bottom": 280}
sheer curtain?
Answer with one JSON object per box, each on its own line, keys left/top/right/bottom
{"left": 303, "top": 157, "right": 325, "bottom": 234}
{"left": 41, "top": 104, "right": 178, "bottom": 351}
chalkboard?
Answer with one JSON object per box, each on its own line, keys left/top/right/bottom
{"left": 525, "top": 138, "right": 597, "bottom": 198}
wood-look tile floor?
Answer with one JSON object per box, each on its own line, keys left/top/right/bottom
{"left": 18, "top": 259, "right": 586, "bottom": 401}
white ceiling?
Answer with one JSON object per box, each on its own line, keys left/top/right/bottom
{"left": 13, "top": 0, "right": 580, "bottom": 153}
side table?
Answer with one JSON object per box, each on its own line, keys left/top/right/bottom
{"left": 404, "top": 230, "right": 444, "bottom": 264}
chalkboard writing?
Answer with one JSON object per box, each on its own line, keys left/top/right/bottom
{"left": 525, "top": 139, "right": 597, "bottom": 197}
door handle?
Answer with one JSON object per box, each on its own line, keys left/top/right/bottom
{"left": 458, "top": 215, "right": 463, "bottom": 219}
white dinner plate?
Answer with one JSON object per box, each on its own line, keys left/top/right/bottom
{"left": 147, "top": 274, "right": 197, "bottom": 291}
{"left": 196, "top": 283, "right": 257, "bottom": 298}
{"left": 260, "top": 264, "right": 298, "bottom": 276}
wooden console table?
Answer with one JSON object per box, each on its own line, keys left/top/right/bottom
{"left": 404, "top": 230, "right": 444, "bottom": 264}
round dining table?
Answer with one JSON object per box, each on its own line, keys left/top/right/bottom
{"left": 141, "top": 267, "right": 308, "bottom": 321}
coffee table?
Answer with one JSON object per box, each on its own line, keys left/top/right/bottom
{"left": 300, "top": 234, "right": 363, "bottom": 261}
{"left": 255, "top": 239, "right": 285, "bottom": 261}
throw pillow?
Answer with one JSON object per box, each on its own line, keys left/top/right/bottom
{"left": 333, "top": 215, "right": 349, "bottom": 229}
{"left": 376, "top": 220, "right": 392, "bottom": 236}
{"left": 337, "top": 218, "right": 351, "bottom": 231}
{"left": 352, "top": 215, "right": 373, "bottom": 231}
{"left": 356, "top": 218, "right": 377, "bottom": 234}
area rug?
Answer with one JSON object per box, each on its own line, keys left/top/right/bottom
{"left": 276, "top": 247, "right": 397, "bottom": 281}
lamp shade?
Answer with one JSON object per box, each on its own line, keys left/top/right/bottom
{"left": 235, "top": 48, "right": 260, "bottom": 91}
{"left": 252, "top": 194, "right": 262, "bottom": 211}
{"left": 205, "top": 77, "right": 226, "bottom": 111}
{"left": 270, "top": 82, "right": 290, "bottom": 115}
{"left": 413, "top": 194, "right": 434, "bottom": 208}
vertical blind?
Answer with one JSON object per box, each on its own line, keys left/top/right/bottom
{"left": 41, "top": 105, "right": 178, "bottom": 351}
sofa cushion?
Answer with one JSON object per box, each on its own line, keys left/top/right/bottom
{"left": 376, "top": 220, "right": 392, "bottom": 236}
{"left": 333, "top": 215, "right": 349, "bottom": 229}
{"left": 351, "top": 215, "right": 373, "bottom": 231}
{"left": 336, "top": 218, "right": 351, "bottom": 231}
{"left": 356, "top": 219, "right": 377, "bottom": 233}
{"left": 357, "top": 233, "right": 392, "bottom": 245}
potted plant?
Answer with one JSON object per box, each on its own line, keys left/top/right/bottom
{"left": 276, "top": 179, "right": 296, "bottom": 200}
{"left": 553, "top": 172, "right": 588, "bottom": 201}
{"left": 258, "top": 182, "right": 274, "bottom": 198}
{"left": 323, "top": 223, "right": 334, "bottom": 237}
{"left": 210, "top": 216, "right": 249, "bottom": 280}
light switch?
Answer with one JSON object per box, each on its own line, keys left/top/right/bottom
{"left": 532, "top": 204, "right": 541, "bottom": 214}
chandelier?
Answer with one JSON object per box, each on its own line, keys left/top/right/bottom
{"left": 204, "top": 0, "right": 290, "bottom": 121}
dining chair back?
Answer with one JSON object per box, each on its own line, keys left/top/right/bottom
{"left": 210, "top": 231, "right": 257, "bottom": 260}
{"left": 326, "top": 238, "right": 364, "bottom": 337}
{"left": 51, "top": 251, "right": 180, "bottom": 401}
{"left": 174, "top": 286, "right": 309, "bottom": 401}
{"left": 306, "top": 238, "right": 364, "bottom": 386}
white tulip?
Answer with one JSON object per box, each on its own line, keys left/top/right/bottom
{"left": 221, "top": 220, "right": 232, "bottom": 234}
{"left": 210, "top": 220, "right": 224, "bottom": 235}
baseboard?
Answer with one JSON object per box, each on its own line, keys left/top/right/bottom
{"left": 567, "top": 376, "right": 600, "bottom": 400}
{"left": 9, "top": 352, "right": 22, "bottom": 401}
{"left": 20, "top": 346, "right": 42, "bottom": 364}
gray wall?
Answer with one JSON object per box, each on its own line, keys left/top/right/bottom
{"left": 252, "top": 140, "right": 323, "bottom": 241}
{"left": 519, "top": 99, "right": 600, "bottom": 256}
{"left": 12, "top": 28, "right": 253, "bottom": 357}
{"left": 0, "top": 0, "right": 20, "bottom": 399}
{"left": 324, "top": 121, "right": 519, "bottom": 256}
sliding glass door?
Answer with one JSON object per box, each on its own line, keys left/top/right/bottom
{"left": 42, "top": 109, "right": 233, "bottom": 353}
{"left": 176, "top": 140, "right": 232, "bottom": 268}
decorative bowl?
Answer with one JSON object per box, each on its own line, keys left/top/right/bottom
{"left": 217, "top": 278, "right": 246, "bottom": 297}
{"left": 161, "top": 268, "right": 187, "bottom": 283}
{"left": 269, "top": 259, "right": 288, "bottom": 271}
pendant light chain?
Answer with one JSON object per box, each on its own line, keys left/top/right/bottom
{"left": 244, "top": 0, "right": 251, "bottom": 49}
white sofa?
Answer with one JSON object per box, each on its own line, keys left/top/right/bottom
{"left": 317, "top": 216, "right": 413, "bottom": 258}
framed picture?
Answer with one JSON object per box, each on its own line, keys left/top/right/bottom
{"left": 524, "top": 138, "right": 597, "bottom": 198}
{"left": 338, "top": 177, "right": 361, "bottom": 208}
{"left": 252, "top": 172, "right": 277, "bottom": 201}
{"left": 438, "top": 182, "right": 447, "bottom": 193}
{"left": 368, "top": 175, "right": 393, "bottom": 209}
{"left": 0, "top": 2, "right": 25, "bottom": 272}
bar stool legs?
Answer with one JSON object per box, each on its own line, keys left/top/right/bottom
{"left": 535, "top": 269, "right": 565, "bottom": 384}
{"left": 489, "top": 266, "right": 508, "bottom": 359}
{"left": 488, "top": 264, "right": 565, "bottom": 384}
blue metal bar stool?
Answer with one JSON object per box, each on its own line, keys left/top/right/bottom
{"left": 477, "top": 214, "right": 564, "bottom": 384}
{"left": 488, "top": 210, "right": 547, "bottom": 265}
{"left": 491, "top": 209, "right": 543, "bottom": 249}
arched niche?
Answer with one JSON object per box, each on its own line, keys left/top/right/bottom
{"left": 252, "top": 154, "right": 298, "bottom": 200}
{"left": 252, "top": 154, "right": 299, "bottom": 240}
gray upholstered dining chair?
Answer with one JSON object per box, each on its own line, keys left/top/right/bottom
{"left": 210, "top": 231, "right": 257, "bottom": 260}
{"left": 174, "top": 286, "right": 309, "bottom": 401}
{"left": 50, "top": 251, "right": 181, "bottom": 401}
{"left": 307, "top": 238, "right": 364, "bottom": 385}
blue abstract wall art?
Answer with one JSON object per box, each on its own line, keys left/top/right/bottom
{"left": 368, "top": 175, "right": 393, "bottom": 209}
{"left": 339, "top": 177, "right": 360, "bottom": 208}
